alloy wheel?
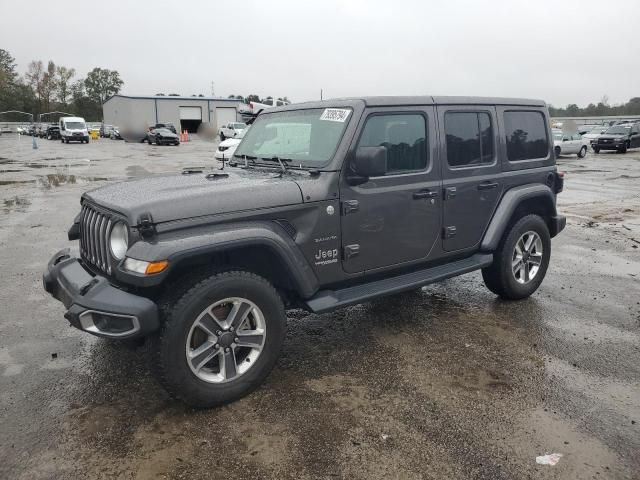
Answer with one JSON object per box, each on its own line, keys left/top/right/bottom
{"left": 512, "top": 231, "right": 543, "bottom": 284}
{"left": 185, "top": 297, "right": 266, "bottom": 383}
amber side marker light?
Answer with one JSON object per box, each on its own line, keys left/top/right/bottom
{"left": 145, "top": 260, "right": 169, "bottom": 275}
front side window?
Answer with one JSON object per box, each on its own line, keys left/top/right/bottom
{"left": 357, "top": 114, "right": 427, "bottom": 173}
{"left": 444, "top": 112, "right": 494, "bottom": 168}
{"left": 234, "top": 108, "right": 352, "bottom": 166}
{"left": 504, "top": 111, "right": 549, "bottom": 161}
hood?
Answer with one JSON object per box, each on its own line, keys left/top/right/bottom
{"left": 599, "top": 133, "right": 627, "bottom": 139}
{"left": 84, "top": 172, "right": 303, "bottom": 225}
{"left": 219, "top": 138, "right": 241, "bottom": 147}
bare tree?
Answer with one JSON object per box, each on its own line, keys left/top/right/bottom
{"left": 25, "top": 60, "right": 44, "bottom": 112}
{"left": 41, "top": 60, "right": 56, "bottom": 112}
{"left": 55, "top": 65, "right": 75, "bottom": 105}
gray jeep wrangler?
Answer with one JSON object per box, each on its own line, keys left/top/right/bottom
{"left": 43, "top": 96, "right": 565, "bottom": 407}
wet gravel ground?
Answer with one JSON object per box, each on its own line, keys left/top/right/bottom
{"left": 0, "top": 134, "right": 639, "bottom": 479}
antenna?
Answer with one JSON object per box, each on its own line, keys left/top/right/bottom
{"left": 211, "top": 81, "right": 215, "bottom": 97}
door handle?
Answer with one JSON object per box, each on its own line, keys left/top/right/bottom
{"left": 413, "top": 190, "right": 438, "bottom": 200}
{"left": 477, "top": 181, "right": 498, "bottom": 190}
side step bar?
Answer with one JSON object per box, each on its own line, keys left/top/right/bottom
{"left": 304, "top": 253, "right": 493, "bottom": 314}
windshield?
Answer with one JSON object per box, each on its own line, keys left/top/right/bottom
{"left": 65, "top": 122, "right": 85, "bottom": 130}
{"left": 234, "top": 108, "right": 352, "bottom": 166}
{"left": 553, "top": 132, "right": 563, "bottom": 140}
{"left": 605, "top": 126, "right": 631, "bottom": 135}
{"left": 232, "top": 123, "right": 246, "bottom": 130}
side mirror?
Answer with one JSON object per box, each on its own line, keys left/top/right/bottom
{"left": 348, "top": 146, "right": 387, "bottom": 185}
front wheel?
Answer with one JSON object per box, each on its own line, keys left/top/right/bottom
{"left": 554, "top": 146, "right": 561, "bottom": 158}
{"left": 593, "top": 147, "right": 600, "bottom": 153}
{"left": 152, "top": 271, "right": 286, "bottom": 408}
{"left": 577, "top": 145, "right": 587, "bottom": 158}
{"left": 482, "top": 214, "right": 551, "bottom": 300}
{"left": 219, "top": 133, "right": 225, "bottom": 141}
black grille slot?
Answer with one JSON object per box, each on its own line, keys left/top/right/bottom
{"left": 79, "top": 204, "right": 113, "bottom": 274}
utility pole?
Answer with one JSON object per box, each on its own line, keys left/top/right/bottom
{"left": 211, "top": 81, "right": 215, "bottom": 97}
{"left": 320, "top": 89, "right": 323, "bottom": 100}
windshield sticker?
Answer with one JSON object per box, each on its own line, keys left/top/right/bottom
{"left": 320, "top": 108, "right": 351, "bottom": 122}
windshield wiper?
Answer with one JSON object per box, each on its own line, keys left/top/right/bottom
{"left": 233, "top": 154, "right": 258, "bottom": 168}
{"left": 261, "top": 156, "right": 292, "bottom": 174}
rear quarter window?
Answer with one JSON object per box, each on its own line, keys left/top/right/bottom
{"left": 504, "top": 111, "right": 549, "bottom": 161}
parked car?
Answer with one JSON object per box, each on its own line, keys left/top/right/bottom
{"left": 59, "top": 116, "right": 90, "bottom": 144}
{"left": 553, "top": 130, "right": 588, "bottom": 158}
{"left": 100, "top": 124, "right": 114, "bottom": 138}
{"left": 110, "top": 127, "right": 123, "bottom": 140}
{"left": 591, "top": 123, "right": 640, "bottom": 153}
{"left": 215, "top": 127, "right": 248, "bottom": 162}
{"left": 219, "top": 122, "right": 246, "bottom": 140}
{"left": 46, "top": 125, "right": 61, "bottom": 140}
{"left": 154, "top": 123, "right": 177, "bottom": 134}
{"left": 37, "top": 123, "right": 50, "bottom": 138}
{"left": 577, "top": 124, "right": 601, "bottom": 135}
{"left": 43, "top": 96, "right": 565, "bottom": 408}
{"left": 582, "top": 125, "right": 609, "bottom": 144}
{"left": 147, "top": 127, "right": 180, "bottom": 146}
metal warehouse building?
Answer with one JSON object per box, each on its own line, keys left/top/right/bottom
{"left": 102, "top": 95, "right": 245, "bottom": 133}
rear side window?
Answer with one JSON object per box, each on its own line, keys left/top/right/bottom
{"left": 358, "top": 114, "right": 427, "bottom": 174}
{"left": 444, "top": 112, "right": 494, "bottom": 167}
{"left": 504, "top": 111, "right": 549, "bottom": 161}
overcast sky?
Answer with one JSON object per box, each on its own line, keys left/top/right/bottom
{"left": 2, "top": 0, "right": 639, "bottom": 107}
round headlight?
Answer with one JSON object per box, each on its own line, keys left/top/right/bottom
{"left": 109, "top": 222, "right": 129, "bottom": 260}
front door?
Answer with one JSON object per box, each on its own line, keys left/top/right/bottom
{"left": 438, "top": 106, "right": 503, "bottom": 252}
{"left": 340, "top": 107, "right": 441, "bottom": 274}
{"left": 630, "top": 124, "right": 640, "bottom": 148}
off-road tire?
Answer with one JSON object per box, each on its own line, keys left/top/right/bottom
{"left": 152, "top": 270, "right": 286, "bottom": 408}
{"left": 577, "top": 145, "right": 587, "bottom": 158}
{"left": 482, "top": 214, "right": 551, "bottom": 300}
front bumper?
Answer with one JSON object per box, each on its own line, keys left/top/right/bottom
{"left": 549, "top": 215, "right": 566, "bottom": 237}
{"left": 43, "top": 249, "right": 159, "bottom": 339}
{"left": 592, "top": 142, "right": 624, "bottom": 150}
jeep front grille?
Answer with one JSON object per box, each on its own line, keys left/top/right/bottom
{"left": 79, "top": 204, "right": 113, "bottom": 274}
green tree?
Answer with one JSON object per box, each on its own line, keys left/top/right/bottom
{"left": 245, "top": 94, "right": 260, "bottom": 103}
{"left": 84, "top": 67, "right": 123, "bottom": 104}
{"left": 55, "top": 65, "right": 75, "bottom": 105}
{"left": 0, "top": 49, "right": 18, "bottom": 90}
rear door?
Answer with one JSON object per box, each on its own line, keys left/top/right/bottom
{"left": 631, "top": 124, "right": 640, "bottom": 148}
{"left": 437, "top": 106, "right": 503, "bottom": 252}
{"left": 339, "top": 107, "right": 441, "bottom": 273}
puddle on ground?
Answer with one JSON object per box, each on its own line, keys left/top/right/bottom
{"left": 3, "top": 195, "right": 31, "bottom": 213}
{"left": 0, "top": 169, "right": 24, "bottom": 173}
{"left": 0, "top": 180, "right": 36, "bottom": 186}
{"left": 38, "top": 174, "right": 110, "bottom": 189}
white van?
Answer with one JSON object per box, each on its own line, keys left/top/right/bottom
{"left": 59, "top": 117, "right": 89, "bottom": 144}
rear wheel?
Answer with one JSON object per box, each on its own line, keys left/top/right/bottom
{"left": 482, "top": 214, "right": 551, "bottom": 300}
{"left": 577, "top": 145, "right": 587, "bottom": 158}
{"left": 152, "top": 271, "right": 286, "bottom": 408}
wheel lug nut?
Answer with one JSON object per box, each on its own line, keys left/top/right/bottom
{"left": 214, "top": 344, "right": 219, "bottom": 348}
{"left": 216, "top": 331, "right": 221, "bottom": 335}
{"left": 234, "top": 338, "right": 239, "bottom": 343}
{"left": 229, "top": 327, "right": 234, "bottom": 332}
{"left": 225, "top": 347, "right": 230, "bottom": 352}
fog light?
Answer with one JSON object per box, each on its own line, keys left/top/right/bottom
{"left": 79, "top": 311, "right": 140, "bottom": 336}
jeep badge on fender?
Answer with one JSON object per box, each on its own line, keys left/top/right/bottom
{"left": 43, "top": 96, "right": 565, "bottom": 408}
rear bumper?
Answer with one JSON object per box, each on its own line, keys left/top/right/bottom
{"left": 549, "top": 215, "right": 566, "bottom": 237}
{"left": 43, "top": 249, "right": 159, "bottom": 339}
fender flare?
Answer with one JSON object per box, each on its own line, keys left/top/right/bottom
{"left": 120, "top": 221, "right": 319, "bottom": 297}
{"left": 480, "top": 184, "right": 557, "bottom": 252}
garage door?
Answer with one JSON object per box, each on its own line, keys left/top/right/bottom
{"left": 180, "top": 106, "right": 202, "bottom": 120}
{"left": 216, "top": 107, "right": 237, "bottom": 129}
